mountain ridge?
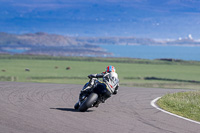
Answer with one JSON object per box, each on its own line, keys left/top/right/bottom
{"left": 1, "top": 32, "right": 200, "bottom": 56}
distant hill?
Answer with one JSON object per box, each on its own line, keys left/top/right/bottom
{"left": 0, "top": 32, "right": 78, "bottom": 46}
{"left": 0, "top": 32, "right": 200, "bottom": 56}
{"left": 0, "top": 32, "right": 110, "bottom": 56}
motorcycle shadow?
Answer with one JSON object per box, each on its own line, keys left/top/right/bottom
{"left": 50, "top": 108, "right": 94, "bottom": 112}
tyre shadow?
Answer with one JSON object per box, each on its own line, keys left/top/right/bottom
{"left": 50, "top": 108, "right": 94, "bottom": 112}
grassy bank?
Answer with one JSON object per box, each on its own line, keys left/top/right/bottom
{"left": 157, "top": 91, "right": 200, "bottom": 122}
{"left": 0, "top": 54, "right": 200, "bottom": 89}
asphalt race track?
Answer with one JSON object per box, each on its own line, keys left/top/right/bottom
{"left": 0, "top": 82, "right": 199, "bottom": 133}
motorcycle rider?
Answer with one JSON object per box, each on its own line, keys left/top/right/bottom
{"left": 75, "top": 65, "right": 119, "bottom": 109}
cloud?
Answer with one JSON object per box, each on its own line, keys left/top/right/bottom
{"left": 188, "top": 34, "right": 193, "bottom": 39}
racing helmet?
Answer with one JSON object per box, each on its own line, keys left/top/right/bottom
{"left": 106, "top": 65, "right": 116, "bottom": 73}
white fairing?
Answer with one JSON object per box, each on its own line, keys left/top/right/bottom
{"left": 103, "top": 72, "right": 119, "bottom": 93}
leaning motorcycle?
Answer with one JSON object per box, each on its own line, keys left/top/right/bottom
{"left": 74, "top": 78, "right": 113, "bottom": 112}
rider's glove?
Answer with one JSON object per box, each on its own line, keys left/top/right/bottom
{"left": 88, "top": 74, "right": 96, "bottom": 79}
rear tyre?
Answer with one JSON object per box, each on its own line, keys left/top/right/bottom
{"left": 78, "top": 93, "right": 98, "bottom": 112}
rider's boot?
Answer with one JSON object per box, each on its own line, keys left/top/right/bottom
{"left": 94, "top": 98, "right": 105, "bottom": 107}
{"left": 94, "top": 101, "right": 101, "bottom": 107}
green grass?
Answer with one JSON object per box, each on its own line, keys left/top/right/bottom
{"left": 157, "top": 91, "right": 200, "bottom": 122}
{"left": 0, "top": 54, "right": 200, "bottom": 89}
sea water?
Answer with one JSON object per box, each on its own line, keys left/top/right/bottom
{"left": 100, "top": 45, "right": 200, "bottom": 61}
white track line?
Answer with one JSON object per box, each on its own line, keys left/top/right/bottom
{"left": 151, "top": 97, "right": 200, "bottom": 125}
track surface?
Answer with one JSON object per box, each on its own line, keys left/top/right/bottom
{"left": 0, "top": 82, "right": 199, "bottom": 133}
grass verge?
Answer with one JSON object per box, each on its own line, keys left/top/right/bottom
{"left": 1, "top": 54, "right": 200, "bottom": 89}
{"left": 157, "top": 91, "right": 200, "bottom": 122}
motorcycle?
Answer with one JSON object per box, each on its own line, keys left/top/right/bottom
{"left": 74, "top": 78, "right": 112, "bottom": 112}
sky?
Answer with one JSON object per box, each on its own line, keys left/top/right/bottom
{"left": 0, "top": 0, "right": 200, "bottom": 39}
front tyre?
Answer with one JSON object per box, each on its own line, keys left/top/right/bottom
{"left": 74, "top": 102, "right": 80, "bottom": 110}
{"left": 78, "top": 93, "right": 98, "bottom": 112}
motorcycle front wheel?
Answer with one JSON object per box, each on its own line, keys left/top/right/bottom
{"left": 78, "top": 93, "right": 98, "bottom": 112}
